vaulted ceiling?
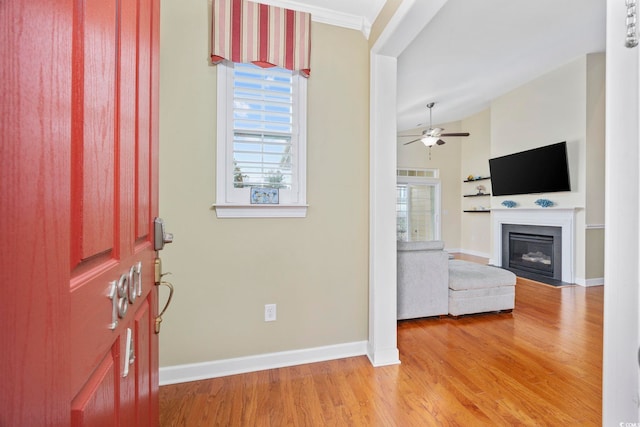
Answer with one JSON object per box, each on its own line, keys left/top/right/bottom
{"left": 277, "top": 0, "right": 606, "bottom": 131}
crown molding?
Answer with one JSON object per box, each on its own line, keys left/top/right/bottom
{"left": 255, "top": 0, "right": 373, "bottom": 37}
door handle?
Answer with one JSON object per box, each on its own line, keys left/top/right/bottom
{"left": 154, "top": 217, "right": 173, "bottom": 251}
{"left": 154, "top": 257, "right": 174, "bottom": 334}
{"left": 154, "top": 281, "right": 174, "bottom": 334}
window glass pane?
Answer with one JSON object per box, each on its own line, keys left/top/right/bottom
{"left": 409, "top": 185, "right": 436, "bottom": 241}
{"left": 396, "top": 185, "right": 408, "bottom": 241}
{"left": 232, "top": 63, "right": 294, "bottom": 190}
{"left": 397, "top": 168, "right": 438, "bottom": 178}
{"left": 396, "top": 183, "right": 437, "bottom": 242}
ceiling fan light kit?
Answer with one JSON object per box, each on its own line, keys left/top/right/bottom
{"left": 400, "top": 102, "right": 471, "bottom": 148}
{"left": 421, "top": 136, "right": 439, "bottom": 146}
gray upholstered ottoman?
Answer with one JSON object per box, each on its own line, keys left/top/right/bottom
{"left": 448, "top": 259, "right": 516, "bottom": 316}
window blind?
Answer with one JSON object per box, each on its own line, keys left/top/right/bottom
{"left": 232, "top": 63, "right": 295, "bottom": 189}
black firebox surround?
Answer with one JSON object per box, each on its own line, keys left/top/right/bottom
{"left": 502, "top": 224, "right": 564, "bottom": 286}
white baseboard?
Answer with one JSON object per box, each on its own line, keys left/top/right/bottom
{"left": 575, "top": 277, "right": 604, "bottom": 287}
{"left": 366, "top": 344, "right": 401, "bottom": 367}
{"left": 159, "top": 341, "right": 368, "bottom": 386}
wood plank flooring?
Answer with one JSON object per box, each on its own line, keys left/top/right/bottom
{"left": 160, "top": 279, "right": 603, "bottom": 426}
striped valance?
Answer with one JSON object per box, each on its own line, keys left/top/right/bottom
{"left": 210, "top": 0, "right": 311, "bottom": 77}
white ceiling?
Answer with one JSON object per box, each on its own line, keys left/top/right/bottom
{"left": 283, "top": 0, "right": 606, "bottom": 131}
{"left": 396, "top": 0, "right": 606, "bottom": 130}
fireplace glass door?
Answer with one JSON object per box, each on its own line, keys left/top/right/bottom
{"left": 509, "top": 233, "right": 554, "bottom": 277}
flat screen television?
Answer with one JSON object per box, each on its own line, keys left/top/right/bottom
{"left": 489, "top": 141, "right": 571, "bottom": 196}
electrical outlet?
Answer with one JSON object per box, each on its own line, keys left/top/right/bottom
{"left": 264, "top": 304, "right": 276, "bottom": 322}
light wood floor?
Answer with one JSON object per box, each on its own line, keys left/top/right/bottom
{"left": 160, "top": 278, "right": 603, "bottom": 426}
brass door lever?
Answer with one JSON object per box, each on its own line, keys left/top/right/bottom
{"left": 154, "top": 257, "right": 174, "bottom": 334}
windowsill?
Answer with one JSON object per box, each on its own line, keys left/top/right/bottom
{"left": 212, "top": 204, "right": 308, "bottom": 218}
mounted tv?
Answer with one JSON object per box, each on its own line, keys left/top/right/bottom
{"left": 489, "top": 141, "right": 571, "bottom": 197}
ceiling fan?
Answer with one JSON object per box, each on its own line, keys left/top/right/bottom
{"left": 400, "top": 102, "right": 470, "bottom": 147}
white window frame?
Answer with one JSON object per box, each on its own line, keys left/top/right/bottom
{"left": 214, "top": 61, "right": 308, "bottom": 218}
{"left": 396, "top": 174, "right": 441, "bottom": 241}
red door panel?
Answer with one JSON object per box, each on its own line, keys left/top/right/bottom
{"left": 1, "top": 1, "right": 74, "bottom": 425}
{"left": 71, "top": 350, "right": 118, "bottom": 427}
{"left": 69, "top": 251, "right": 156, "bottom": 398}
{"left": 137, "top": 0, "right": 152, "bottom": 240}
{"left": 72, "top": 0, "right": 117, "bottom": 260}
{"left": 135, "top": 300, "right": 153, "bottom": 427}
{"left": 120, "top": 326, "right": 138, "bottom": 427}
{"left": 119, "top": 0, "right": 139, "bottom": 256}
{"left": 1, "top": 0, "right": 160, "bottom": 425}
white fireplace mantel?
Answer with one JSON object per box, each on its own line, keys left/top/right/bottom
{"left": 491, "top": 208, "right": 578, "bottom": 284}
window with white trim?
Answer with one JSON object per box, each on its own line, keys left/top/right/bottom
{"left": 215, "top": 62, "right": 307, "bottom": 218}
{"left": 396, "top": 169, "right": 441, "bottom": 241}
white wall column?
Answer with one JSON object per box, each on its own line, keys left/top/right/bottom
{"left": 368, "top": 52, "right": 400, "bottom": 366}
{"left": 367, "top": 0, "right": 449, "bottom": 367}
{"left": 603, "top": 0, "right": 640, "bottom": 422}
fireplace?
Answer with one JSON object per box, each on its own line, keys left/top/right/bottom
{"left": 491, "top": 208, "right": 575, "bottom": 284}
{"left": 502, "top": 224, "right": 563, "bottom": 285}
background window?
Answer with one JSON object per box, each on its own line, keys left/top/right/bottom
{"left": 396, "top": 169, "right": 441, "bottom": 242}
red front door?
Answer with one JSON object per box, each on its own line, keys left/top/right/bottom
{"left": 1, "top": 0, "right": 161, "bottom": 425}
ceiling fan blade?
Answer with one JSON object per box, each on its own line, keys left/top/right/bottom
{"left": 403, "top": 138, "right": 421, "bottom": 145}
{"left": 436, "top": 139, "right": 446, "bottom": 146}
{"left": 439, "top": 132, "right": 470, "bottom": 137}
{"left": 398, "top": 134, "right": 424, "bottom": 138}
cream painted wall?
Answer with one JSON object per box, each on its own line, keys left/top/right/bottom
{"left": 460, "top": 109, "right": 492, "bottom": 257}
{"left": 586, "top": 228, "right": 605, "bottom": 278}
{"left": 158, "top": 0, "right": 370, "bottom": 366}
{"left": 491, "top": 57, "right": 587, "bottom": 209}
{"left": 490, "top": 54, "right": 606, "bottom": 282}
{"left": 585, "top": 53, "right": 606, "bottom": 281}
{"left": 586, "top": 53, "right": 606, "bottom": 225}
{"left": 397, "top": 121, "right": 462, "bottom": 250}
{"left": 368, "top": 0, "right": 402, "bottom": 48}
